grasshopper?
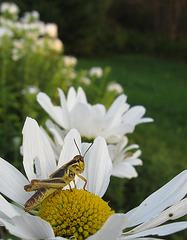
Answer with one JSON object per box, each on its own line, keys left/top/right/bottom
{"left": 24, "top": 140, "right": 93, "bottom": 212}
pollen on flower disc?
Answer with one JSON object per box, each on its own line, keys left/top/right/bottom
{"left": 38, "top": 189, "right": 114, "bottom": 240}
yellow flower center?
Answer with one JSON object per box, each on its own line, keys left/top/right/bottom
{"left": 38, "top": 189, "right": 114, "bottom": 240}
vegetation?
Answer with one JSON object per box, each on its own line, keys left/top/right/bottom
{"left": 11, "top": 0, "right": 187, "bottom": 59}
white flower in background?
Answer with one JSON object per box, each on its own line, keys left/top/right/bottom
{"left": 45, "top": 23, "right": 58, "bottom": 38}
{"left": 21, "top": 85, "right": 40, "bottom": 95}
{"left": 0, "top": 118, "right": 186, "bottom": 239}
{"left": 63, "top": 55, "right": 77, "bottom": 67}
{"left": 37, "top": 86, "right": 153, "bottom": 144}
{"left": 0, "top": 26, "right": 13, "bottom": 38}
{"left": 11, "top": 48, "right": 19, "bottom": 61}
{"left": 69, "top": 71, "right": 76, "bottom": 79}
{"left": 12, "top": 39, "right": 24, "bottom": 49}
{"left": 49, "top": 38, "right": 63, "bottom": 52}
{"left": 89, "top": 66, "right": 103, "bottom": 78}
{"left": 19, "top": 21, "right": 45, "bottom": 39}
{"left": 108, "top": 136, "right": 142, "bottom": 179}
{"left": 11, "top": 39, "right": 24, "bottom": 60}
{"left": 107, "top": 82, "right": 124, "bottom": 94}
{"left": 42, "top": 120, "right": 142, "bottom": 179}
{"left": 61, "top": 68, "right": 77, "bottom": 79}
{"left": 80, "top": 76, "right": 91, "bottom": 85}
{"left": 0, "top": 16, "right": 15, "bottom": 29}
{"left": 34, "top": 37, "right": 63, "bottom": 53}
{"left": 0, "top": 2, "right": 19, "bottom": 15}
{"left": 35, "top": 37, "right": 46, "bottom": 49}
{"left": 31, "top": 10, "right": 40, "bottom": 20}
{"left": 0, "top": 3, "right": 59, "bottom": 46}
{"left": 20, "top": 10, "right": 40, "bottom": 23}
{"left": 37, "top": 86, "right": 153, "bottom": 179}
{"left": 12, "top": 47, "right": 22, "bottom": 61}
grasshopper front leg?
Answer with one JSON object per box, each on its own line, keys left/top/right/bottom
{"left": 75, "top": 174, "right": 87, "bottom": 190}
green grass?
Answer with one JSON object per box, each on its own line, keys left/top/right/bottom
{"left": 77, "top": 54, "right": 187, "bottom": 240}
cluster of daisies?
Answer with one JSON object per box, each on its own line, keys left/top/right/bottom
{"left": 0, "top": 87, "right": 186, "bottom": 240}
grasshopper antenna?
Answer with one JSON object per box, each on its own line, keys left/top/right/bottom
{"left": 73, "top": 139, "right": 93, "bottom": 157}
{"left": 83, "top": 142, "right": 93, "bottom": 157}
{"left": 74, "top": 139, "right": 82, "bottom": 155}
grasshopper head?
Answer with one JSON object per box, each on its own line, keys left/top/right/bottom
{"left": 72, "top": 140, "right": 93, "bottom": 174}
{"left": 70, "top": 155, "right": 85, "bottom": 173}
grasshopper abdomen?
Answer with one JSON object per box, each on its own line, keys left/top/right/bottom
{"left": 24, "top": 187, "right": 57, "bottom": 212}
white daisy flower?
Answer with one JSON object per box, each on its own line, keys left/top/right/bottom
{"left": 37, "top": 86, "right": 152, "bottom": 179}
{"left": 63, "top": 55, "right": 78, "bottom": 67}
{"left": 107, "top": 82, "right": 124, "bottom": 94}
{"left": 108, "top": 136, "right": 142, "bottom": 179}
{"left": 0, "top": 26, "right": 13, "bottom": 38}
{"left": 0, "top": 117, "right": 187, "bottom": 239}
{"left": 42, "top": 120, "right": 142, "bottom": 179}
{"left": 45, "top": 23, "right": 58, "bottom": 38}
{"left": 21, "top": 85, "right": 40, "bottom": 95}
{"left": 0, "top": 2, "right": 19, "bottom": 15}
{"left": 80, "top": 76, "right": 91, "bottom": 85}
{"left": 37, "top": 86, "right": 153, "bottom": 144}
{"left": 89, "top": 66, "right": 103, "bottom": 78}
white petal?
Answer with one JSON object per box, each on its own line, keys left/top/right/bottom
{"left": 125, "top": 158, "right": 143, "bottom": 166}
{"left": 126, "top": 170, "right": 187, "bottom": 227}
{"left": 129, "top": 149, "right": 142, "bottom": 159}
{"left": 122, "top": 222, "right": 187, "bottom": 239}
{"left": 0, "top": 194, "right": 20, "bottom": 218}
{"left": 48, "top": 237, "right": 68, "bottom": 240}
{"left": 122, "top": 106, "right": 153, "bottom": 125}
{"left": 126, "top": 198, "right": 187, "bottom": 235}
{"left": 11, "top": 204, "right": 27, "bottom": 215}
{"left": 58, "top": 88, "right": 70, "bottom": 129}
{"left": 125, "top": 238, "right": 164, "bottom": 240}
{"left": 88, "top": 214, "right": 127, "bottom": 240}
{"left": 85, "top": 104, "right": 106, "bottom": 138}
{"left": 37, "top": 92, "right": 64, "bottom": 127}
{"left": 112, "top": 162, "right": 138, "bottom": 179}
{"left": 77, "top": 86, "right": 88, "bottom": 103}
{"left": 113, "top": 136, "right": 128, "bottom": 154}
{"left": 0, "top": 157, "right": 31, "bottom": 206}
{"left": 2, "top": 214, "right": 54, "bottom": 239}
{"left": 107, "top": 94, "right": 129, "bottom": 118}
{"left": 66, "top": 87, "right": 77, "bottom": 110}
{"left": 22, "top": 117, "right": 56, "bottom": 180}
{"left": 58, "top": 129, "right": 82, "bottom": 167}
{"left": 70, "top": 103, "right": 92, "bottom": 135}
{"left": 45, "top": 120, "right": 67, "bottom": 159}
{"left": 104, "top": 124, "right": 134, "bottom": 142}
{"left": 124, "top": 144, "right": 139, "bottom": 152}
{"left": 40, "top": 124, "right": 61, "bottom": 160}
{"left": 83, "top": 136, "right": 113, "bottom": 197}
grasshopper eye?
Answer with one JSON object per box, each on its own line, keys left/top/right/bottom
{"left": 77, "top": 156, "right": 84, "bottom": 163}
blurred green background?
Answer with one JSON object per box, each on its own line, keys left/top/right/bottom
{"left": 0, "top": 0, "right": 186, "bottom": 239}
{"left": 10, "top": 0, "right": 187, "bottom": 59}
